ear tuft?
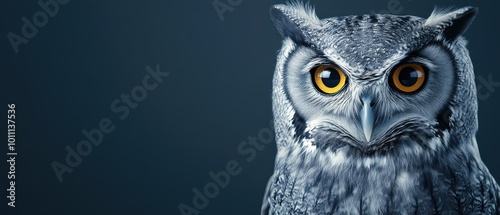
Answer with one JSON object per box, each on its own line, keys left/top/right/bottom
{"left": 425, "top": 6, "right": 478, "bottom": 41}
{"left": 270, "top": 2, "right": 321, "bottom": 42}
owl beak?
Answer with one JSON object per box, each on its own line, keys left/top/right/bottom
{"left": 360, "top": 97, "right": 374, "bottom": 142}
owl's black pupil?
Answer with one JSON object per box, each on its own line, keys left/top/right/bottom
{"left": 321, "top": 69, "right": 340, "bottom": 87}
{"left": 398, "top": 67, "right": 419, "bottom": 86}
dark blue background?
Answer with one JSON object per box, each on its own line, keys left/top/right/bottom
{"left": 1, "top": 0, "right": 499, "bottom": 214}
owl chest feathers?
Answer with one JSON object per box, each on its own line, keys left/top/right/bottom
{"left": 267, "top": 137, "right": 500, "bottom": 214}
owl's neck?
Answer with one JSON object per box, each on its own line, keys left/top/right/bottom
{"left": 268, "top": 135, "right": 500, "bottom": 214}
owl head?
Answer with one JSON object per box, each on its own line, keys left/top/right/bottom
{"left": 270, "top": 2, "right": 478, "bottom": 155}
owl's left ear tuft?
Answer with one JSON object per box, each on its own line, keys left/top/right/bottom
{"left": 270, "top": 2, "right": 321, "bottom": 43}
{"left": 425, "top": 6, "right": 478, "bottom": 41}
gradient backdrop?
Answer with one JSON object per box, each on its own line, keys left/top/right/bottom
{"left": 2, "top": 0, "right": 499, "bottom": 214}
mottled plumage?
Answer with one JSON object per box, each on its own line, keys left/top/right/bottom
{"left": 263, "top": 2, "right": 500, "bottom": 214}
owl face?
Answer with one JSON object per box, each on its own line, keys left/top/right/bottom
{"left": 271, "top": 3, "right": 478, "bottom": 153}
{"left": 285, "top": 43, "right": 455, "bottom": 146}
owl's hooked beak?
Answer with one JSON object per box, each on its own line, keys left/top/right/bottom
{"left": 360, "top": 97, "right": 374, "bottom": 142}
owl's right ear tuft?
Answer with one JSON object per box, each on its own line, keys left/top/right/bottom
{"left": 424, "top": 6, "right": 478, "bottom": 41}
{"left": 270, "top": 3, "right": 320, "bottom": 43}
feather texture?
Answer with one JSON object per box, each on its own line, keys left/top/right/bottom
{"left": 264, "top": 3, "right": 498, "bottom": 215}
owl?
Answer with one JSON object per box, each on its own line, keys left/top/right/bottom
{"left": 262, "top": 2, "right": 500, "bottom": 215}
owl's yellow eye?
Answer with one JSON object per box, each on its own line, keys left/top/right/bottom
{"left": 390, "top": 63, "right": 427, "bottom": 93}
{"left": 311, "top": 65, "right": 347, "bottom": 94}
